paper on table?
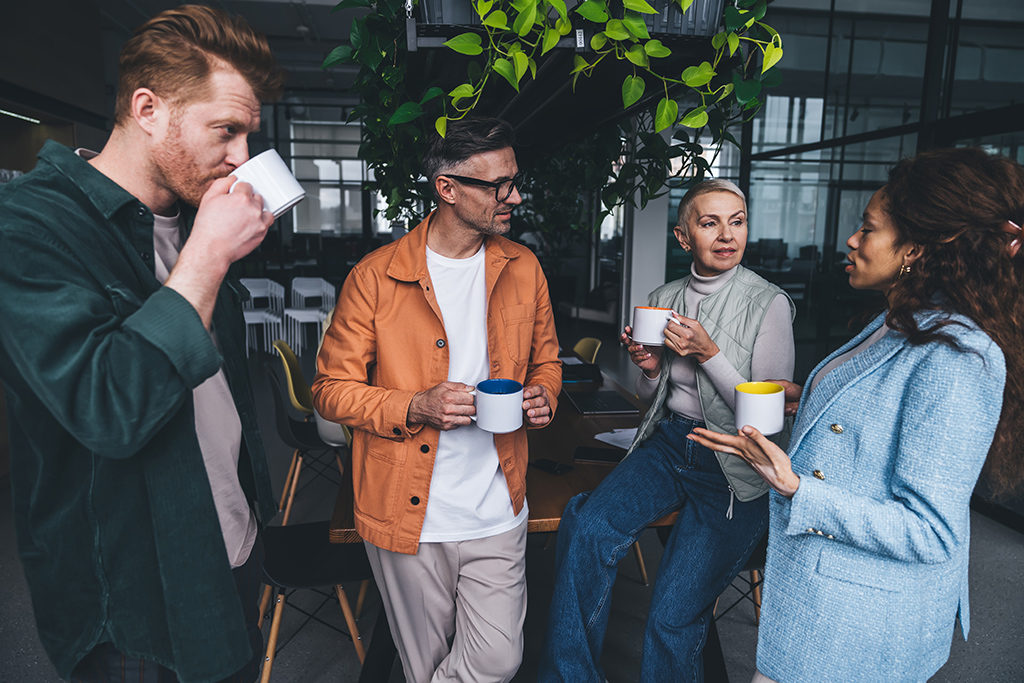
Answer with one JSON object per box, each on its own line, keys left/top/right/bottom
{"left": 560, "top": 356, "right": 583, "bottom": 365}
{"left": 594, "top": 428, "right": 637, "bottom": 450}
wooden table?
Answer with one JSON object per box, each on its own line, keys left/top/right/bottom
{"left": 330, "top": 372, "right": 677, "bottom": 542}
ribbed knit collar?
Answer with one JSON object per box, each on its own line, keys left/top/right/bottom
{"left": 687, "top": 264, "right": 737, "bottom": 297}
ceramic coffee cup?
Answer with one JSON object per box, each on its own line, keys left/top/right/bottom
{"left": 631, "top": 306, "right": 676, "bottom": 345}
{"left": 230, "top": 149, "right": 306, "bottom": 217}
{"left": 734, "top": 381, "right": 785, "bottom": 435}
{"left": 471, "top": 379, "right": 524, "bottom": 434}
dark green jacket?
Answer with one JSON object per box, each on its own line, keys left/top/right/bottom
{"left": 0, "top": 141, "right": 277, "bottom": 682}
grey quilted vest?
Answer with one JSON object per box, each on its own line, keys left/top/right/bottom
{"left": 625, "top": 266, "right": 795, "bottom": 504}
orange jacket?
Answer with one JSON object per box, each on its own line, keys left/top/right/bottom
{"left": 312, "top": 214, "right": 562, "bottom": 554}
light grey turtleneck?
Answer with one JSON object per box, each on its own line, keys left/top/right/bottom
{"left": 636, "top": 265, "right": 795, "bottom": 421}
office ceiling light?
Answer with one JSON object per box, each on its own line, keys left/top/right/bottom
{"left": 0, "top": 108, "right": 41, "bottom": 124}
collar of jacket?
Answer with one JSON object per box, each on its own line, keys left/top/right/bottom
{"left": 385, "top": 210, "right": 520, "bottom": 283}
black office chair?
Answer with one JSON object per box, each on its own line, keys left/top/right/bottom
{"left": 260, "top": 520, "right": 374, "bottom": 680}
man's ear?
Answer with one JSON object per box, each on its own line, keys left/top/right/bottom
{"left": 435, "top": 175, "right": 458, "bottom": 206}
{"left": 130, "top": 88, "right": 168, "bottom": 137}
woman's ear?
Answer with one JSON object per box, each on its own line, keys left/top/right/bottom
{"left": 903, "top": 242, "right": 922, "bottom": 267}
{"left": 673, "top": 225, "right": 691, "bottom": 252}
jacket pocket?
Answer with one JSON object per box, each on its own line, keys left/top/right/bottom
{"left": 501, "top": 302, "right": 536, "bottom": 365}
{"left": 816, "top": 544, "right": 905, "bottom": 593}
{"left": 355, "top": 443, "right": 403, "bottom": 527}
{"left": 105, "top": 284, "right": 144, "bottom": 318}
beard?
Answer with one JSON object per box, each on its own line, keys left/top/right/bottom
{"left": 151, "top": 114, "right": 225, "bottom": 207}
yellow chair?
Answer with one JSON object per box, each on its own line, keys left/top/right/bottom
{"left": 271, "top": 339, "right": 314, "bottom": 415}
{"left": 573, "top": 337, "right": 602, "bottom": 364}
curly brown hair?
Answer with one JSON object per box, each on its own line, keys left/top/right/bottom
{"left": 882, "top": 146, "right": 1024, "bottom": 496}
{"left": 114, "top": 4, "right": 284, "bottom": 126}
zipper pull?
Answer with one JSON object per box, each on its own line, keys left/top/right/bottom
{"left": 726, "top": 485, "right": 735, "bottom": 520}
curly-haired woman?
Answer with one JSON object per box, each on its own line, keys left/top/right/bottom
{"left": 690, "top": 147, "right": 1024, "bottom": 683}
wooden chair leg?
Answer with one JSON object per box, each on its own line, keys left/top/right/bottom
{"left": 278, "top": 451, "right": 298, "bottom": 512}
{"left": 335, "top": 585, "right": 366, "bottom": 664}
{"left": 355, "top": 579, "right": 369, "bottom": 620}
{"left": 542, "top": 532, "right": 555, "bottom": 550}
{"left": 281, "top": 455, "right": 303, "bottom": 526}
{"left": 632, "top": 542, "right": 649, "bottom": 586}
{"left": 258, "top": 584, "right": 273, "bottom": 629}
{"left": 335, "top": 452, "right": 345, "bottom": 480}
{"left": 750, "top": 569, "right": 763, "bottom": 625}
{"left": 260, "top": 590, "right": 286, "bottom": 683}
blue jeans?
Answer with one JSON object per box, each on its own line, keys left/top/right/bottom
{"left": 537, "top": 415, "right": 769, "bottom": 683}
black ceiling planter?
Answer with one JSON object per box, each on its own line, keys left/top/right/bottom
{"left": 406, "top": 1, "right": 721, "bottom": 166}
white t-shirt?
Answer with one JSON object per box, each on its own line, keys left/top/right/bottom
{"left": 419, "top": 244, "right": 528, "bottom": 542}
{"left": 152, "top": 212, "right": 257, "bottom": 568}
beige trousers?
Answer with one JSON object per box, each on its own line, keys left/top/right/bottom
{"left": 751, "top": 670, "right": 779, "bottom": 683}
{"left": 364, "top": 520, "right": 528, "bottom": 683}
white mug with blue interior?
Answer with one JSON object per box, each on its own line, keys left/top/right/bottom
{"left": 471, "top": 379, "right": 524, "bottom": 434}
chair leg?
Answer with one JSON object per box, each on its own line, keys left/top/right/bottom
{"left": 335, "top": 452, "right": 345, "bottom": 480}
{"left": 632, "top": 542, "right": 649, "bottom": 586}
{"left": 542, "top": 532, "right": 555, "bottom": 550}
{"left": 281, "top": 455, "right": 303, "bottom": 526}
{"left": 750, "top": 569, "right": 763, "bottom": 625}
{"left": 355, "top": 579, "right": 370, "bottom": 619}
{"left": 279, "top": 451, "right": 298, "bottom": 512}
{"left": 258, "top": 584, "right": 273, "bottom": 629}
{"left": 335, "top": 585, "right": 366, "bottom": 664}
{"left": 261, "top": 590, "right": 287, "bottom": 683}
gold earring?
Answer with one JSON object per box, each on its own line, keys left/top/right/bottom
{"left": 898, "top": 263, "right": 911, "bottom": 278}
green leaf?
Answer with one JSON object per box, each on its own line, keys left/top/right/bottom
{"left": 644, "top": 39, "right": 671, "bottom": 58}
{"left": 623, "top": 0, "right": 657, "bottom": 13}
{"left": 548, "top": 0, "right": 569, "bottom": 22}
{"left": 622, "top": 75, "right": 645, "bottom": 108}
{"left": 681, "top": 61, "right": 716, "bottom": 88}
{"left": 448, "top": 83, "right": 475, "bottom": 104}
{"left": 435, "top": 117, "right": 447, "bottom": 138}
{"left": 604, "top": 19, "right": 631, "bottom": 41}
{"left": 753, "top": 0, "right": 768, "bottom": 21}
{"left": 542, "top": 28, "right": 561, "bottom": 55}
{"left": 388, "top": 102, "right": 423, "bottom": 125}
{"left": 681, "top": 105, "right": 708, "bottom": 128}
{"left": 529, "top": 57, "right": 537, "bottom": 80}
{"left": 591, "top": 32, "right": 608, "bottom": 50}
{"left": 494, "top": 58, "right": 520, "bottom": 91}
{"left": 760, "top": 66, "right": 784, "bottom": 88}
{"left": 727, "top": 32, "right": 740, "bottom": 57}
{"left": 655, "top": 98, "right": 679, "bottom": 132}
{"left": 679, "top": 0, "right": 695, "bottom": 10}
{"left": 331, "top": 0, "right": 373, "bottom": 13}
{"left": 483, "top": 10, "right": 508, "bottom": 29}
{"left": 513, "top": 51, "right": 529, "bottom": 80}
{"left": 556, "top": 16, "right": 573, "bottom": 35}
{"left": 732, "top": 74, "right": 762, "bottom": 104}
{"left": 350, "top": 18, "right": 365, "bottom": 49}
{"left": 478, "top": 0, "right": 494, "bottom": 16}
{"left": 571, "top": 55, "right": 590, "bottom": 74}
{"left": 443, "top": 32, "right": 483, "bottom": 56}
{"left": 763, "top": 43, "right": 783, "bottom": 72}
{"left": 576, "top": 0, "right": 609, "bottom": 23}
{"left": 711, "top": 32, "right": 727, "bottom": 50}
{"left": 625, "top": 44, "right": 649, "bottom": 67}
{"left": 715, "top": 82, "right": 735, "bottom": 102}
{"left": 622, "top": 11, "right": 651, "bottom": 40}
{"left": 321, "top": 45, "right": 353, "bottom": 69}
{"left": 723, "top": 6, "right": 743, "bottom": 32}
{"left": 513, "top": 3, "right": 537, "bottom": 36}
{"left": 420, "top": 86, "right": 445, "bottom": 104}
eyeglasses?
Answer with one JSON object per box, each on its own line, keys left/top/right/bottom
{"left": 441, "top": 172, "right": 524, "bottom": 202}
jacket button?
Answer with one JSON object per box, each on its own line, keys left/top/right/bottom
{"left": 136, "top": 206, "right": 146, "bottom": 217}
{"left": 141, "top": 252, "right": 151, "bottom": 261}
{"left": 816, "top": 530, "right": 824, "bottom": 536}
{"left": 806, "top": 527, "right": 816, "bottom": 533}
{"left": 827, "top": 534, "right": 835, "bottom": 540}
{"left": 829, "top": 424, "right": 844, "bottom": 434}
{"left": 420, "top": 444, "right": 429, "bottom": 453}
{"left": 410, "top": 496, "right": 420, "bottom": 505}
{"left": 436, "top": 339, "right": 445, "bottom": 348}
{"left": 393, "top": 427, "right": 401, "bottom": 436}
{"left": 813, "top": 469, "right": 825, "bottom": 480}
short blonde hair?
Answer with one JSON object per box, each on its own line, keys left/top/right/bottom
{"left": 676, "top": 179, "right": 747, "bottom": 227}
{"left": 114, "top": 4, "right": 284, "bottom": 126}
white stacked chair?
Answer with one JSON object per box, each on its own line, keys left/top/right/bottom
{"left": 240, "top": 278, "right": 285, "bottom": 357}
{"left": 284, "top": 277, "right": 337, "bottom": 356}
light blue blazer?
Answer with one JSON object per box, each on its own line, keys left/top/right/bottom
{"left": 757, "top": 309, "right": 1005, "bottom": 683}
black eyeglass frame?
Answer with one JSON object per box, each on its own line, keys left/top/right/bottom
{"left": 440, "top": 172, "right": 524, "bottom": 202}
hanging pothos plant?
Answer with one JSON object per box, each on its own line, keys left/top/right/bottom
{"left": 323, "top": 0, "right": 784, "bottom": 223}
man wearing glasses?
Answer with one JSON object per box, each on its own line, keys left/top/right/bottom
{"left": 313, "top": 117, "right": 561, "bottom": 682}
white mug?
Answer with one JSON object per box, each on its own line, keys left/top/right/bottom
{"left": 631, "top": 306, "right": 675, "bottom": 346}
{"left": 230, "top": 149, "right": 306, "bottom": 217}
{"left": 734, "top": 382, "right": 785, "bottom": 435}
{"left": 471, "top": 379, "right": 524, "bottom": 434}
